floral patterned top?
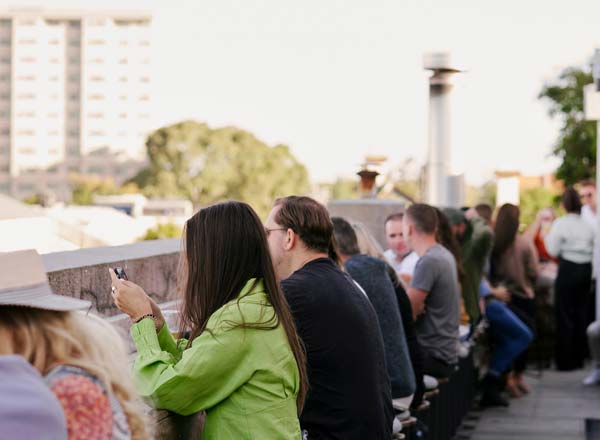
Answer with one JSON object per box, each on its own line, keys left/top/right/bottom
{"left": 44, "top": 365, "right": 131, "bottom": 440}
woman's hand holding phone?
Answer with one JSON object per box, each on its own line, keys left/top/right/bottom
{"left": 109, "top": 269, "right": 153, "bottom": 321}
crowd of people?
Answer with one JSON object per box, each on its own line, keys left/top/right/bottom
{"left": 1, "top": 184, "right": 599, "bottom": 439}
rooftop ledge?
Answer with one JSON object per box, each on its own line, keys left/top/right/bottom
{"left": 43, "top": 239, "right": 181, "bottom": 317}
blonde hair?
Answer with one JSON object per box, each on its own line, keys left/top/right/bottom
{"left": 0, "top": 307, "right": 148, "bottom": 440}
{"left": 351, "top": 221, "right": 387, "bottom": 260}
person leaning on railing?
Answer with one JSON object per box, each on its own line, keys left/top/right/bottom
{"left": 111, "top": 201, "right": 308, "bottom": 440}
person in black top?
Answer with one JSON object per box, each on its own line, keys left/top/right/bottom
{"left": 332, "top": 216, "right": 415, "bottom": 400}
{"left": 265, "top": 196, "right": 394, "bottom": 440}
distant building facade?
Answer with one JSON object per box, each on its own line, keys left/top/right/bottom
{"left": 0, "top": 7, "right": 152, "bottom": 200}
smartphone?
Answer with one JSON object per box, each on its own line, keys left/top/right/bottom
{"left": 113, "top": 267, "right": 128, "bottom": 281}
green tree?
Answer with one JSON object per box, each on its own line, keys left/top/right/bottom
{"left": 519, "top": 187, "right": 560, "bottom": 227}
{"left": 141, "top": 222, "right": 183, "bottom": 241}
{"left": 330, "top": 178, "right": 358, "bottom": 200}
{"left": 69, "top": 174, "right": 140, "bottom": 205}
{"left": 130, "top": 121, "right": 310, "bottom": 218}
{"left": 539, "top": 66, "right": 596, "bottom": 185}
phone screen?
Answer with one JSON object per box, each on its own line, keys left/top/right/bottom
{"left": 114, "top": 267, "right": 128, "bottom": 280}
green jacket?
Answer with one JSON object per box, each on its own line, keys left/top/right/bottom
{"left": 461, "top": 218, "right": 493, "bottom": 323}
{"left": 130, "top": 279, "right": 301, "bottom": 439}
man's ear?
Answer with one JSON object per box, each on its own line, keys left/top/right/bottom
{"left": 283, "top": 228, "right": 295, "bottom": 251}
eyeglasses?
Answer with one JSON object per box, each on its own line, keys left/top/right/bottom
{"left": 580, "top": 192, "right": 594, "bottom": 199}
{"left": 265, "top": 227, "right": 287, "bottom": 237}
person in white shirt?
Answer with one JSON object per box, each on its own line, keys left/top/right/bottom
{"left": 545, "top": 187, "right": 595, "bottom": 371}
{"left": 383, "top": 213, "right": 420, "bottom": 284}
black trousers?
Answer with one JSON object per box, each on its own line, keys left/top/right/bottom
{"left": 554, "top": 259, "right": 592, "bottom": 371}
{"left": 422, "top": 352, "right": 455, "bottom": 378}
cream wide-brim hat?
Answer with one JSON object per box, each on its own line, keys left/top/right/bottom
{"left": 0, "top": 249, "right": 91, "bottom": 311}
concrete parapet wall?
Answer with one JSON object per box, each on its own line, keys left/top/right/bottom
{"left": 43, "top": 239, "right": 181, "bottom": 316}
{"left": 328, "top": 199, "right": 405, "bottom": 248}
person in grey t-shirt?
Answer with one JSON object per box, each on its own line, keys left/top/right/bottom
{"left": 403, "top": 204, "right": 460, "bottom": 378}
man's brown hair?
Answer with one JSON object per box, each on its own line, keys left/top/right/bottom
{"left": 475, "top": 203, "right": 493, "bottom": 225}
{"left": 274, "top": 196, "right": 333, "bottom": 254}
{"left": 384, "top": 212, "right": 404, "bottom": 227}
{"left": 405, "top": 203, "right": 438, "bottom": 234}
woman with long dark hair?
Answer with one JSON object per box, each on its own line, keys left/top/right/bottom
{"left": 111, "top": 201, "right": 308, "bottom": 439}
{"left": 491, "top": 203, "right": 539, "bottom": 396}
{"left": 545, "top": 188, "right": 595, "bottom": 371}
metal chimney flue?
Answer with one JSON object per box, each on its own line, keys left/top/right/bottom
{"left": 424, "top": 52, "right": 462, "bottom": 206}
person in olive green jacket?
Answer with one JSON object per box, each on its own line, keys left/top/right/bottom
{"left": 110, "top": 201, "right": 308, "bottom": 439}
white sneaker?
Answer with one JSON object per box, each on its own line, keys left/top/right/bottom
{"left": 582, "top": 368, "right": 600, "bottom": 386}
{"left": 423, "top": 374, "right": 439, "bottom": 390}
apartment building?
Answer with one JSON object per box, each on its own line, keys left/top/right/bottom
{"left": 0, "top": 8, "right": 152, "bottom": 200}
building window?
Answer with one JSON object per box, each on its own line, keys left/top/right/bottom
{"left": 17, "top": 93, "right": 35, "bottom": 100}
{"left": 49, "top": 39, "right": 59, "bottom": 45}
{"left": 88, "top": 57, "right": 103, "bottom": 64}
{"left": 119, "top": 113, "right": 127, "bottom": 119}
{"left": 68, "top": 111, "right": 79, "bottom": 119}
{"left": 18, "top": 148, "right": 35, "bottom": 155}
{"left": 138, "top": 113, "right": 150, "bottom": 119}
{"left": 118, "top": 58, "right": 128, "bottom": 65}
{"left": 0, "top": 110, "right": 9, "bottom": 117}
{"left": 17, "top": 39, "right": 36, "bottom": 45}
{"left": 17, "top": 111, "right": 35, "bottom": 117}
{"left": 17, "top": 129, "right": 34, "bottom": 136}
{"left": 119, "top": 76, "right": 128, "bottom": 82}
{"left": 47, "top": 112, "right": 59, "bottom": 118}
{"left": 87, "top": 39, "right": 105, "bottom": 45}
{"left": 87, "top": 18, "right": 106, "bottom": 26}
{"left": 0, "top": 39, "right": 10, "bottom": 46}
{"left": 141, "top": 58, "right": 150, "bottom": 65}
{"left": 69, "top": 94, "right": 79, "bottom": 101}
{"left": 140, "top": 76, "right": 150, "bottom": 83}
{"left": 68, "top": 129, "right": 80, "bottom": 137}
{"left": 68, "top": 21, "right": 80, "bottom": 28}
{"left": 49, "top": 75, "right": 59, "bottom": 82}
{"left": 0, "top": 94, "right": 9, "bottom": 100}
{"left": 119, "top": 95, "right": 127, "bottom": 101}
{"left": 68, "top": 73, "right": 80, "bottom": 81}
{"left": 89, "top": 130, "right": 104, "bottom": 137}
{"left": 139, "top": 95, "right": 150, "bottom": 101}
{"left": 48, "top": 130, "right": 59, "bottom": 136}
{"left": 0, "top": 75, "right": 9, "bottom": 82}
{"left": 17, "top": 75, "right": 35, "bottom": 81}
{"left": 0, "top": 128, "right": 9, "bottom": 135}
{"left": 88, "top": 112, "right": 103, "bottom": 119}
{"left": 69, "top": 56, "right": 80, "bottom": 64}
{"left": 50, "top": 57, "right": 60, "bottom": 64}
{"left": 139, "top": 40, "right": 150, "bottom": 47}
{"left": 119, "top": 40, "right": 128, "bottom": 46}
{"left": 89, "top": 75, "right": 104, "bottom": 82}
{"left": 69, "top": 39, "right": 80, "bottom": 47}
{"left": 88, "top": 94, "right": 104, "bottom": 101}
{"left": 0, "top": 57, "right": 10, "bottom": 63}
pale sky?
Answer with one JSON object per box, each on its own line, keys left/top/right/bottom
{"left": 6, "top": 0, "right": 600, "bottom": 184}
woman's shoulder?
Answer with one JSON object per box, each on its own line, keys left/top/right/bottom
{"left": 45, "top": 365, "right": 113, "bottom": 439}
{"left": 208, "top": 289, "right": 274, "bottom": 331}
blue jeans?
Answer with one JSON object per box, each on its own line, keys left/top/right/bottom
{"left": 485, "top": 299, "right": 533, "bottom": 376}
